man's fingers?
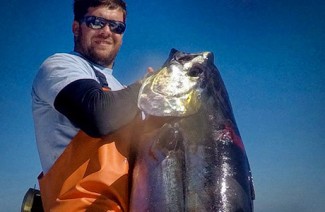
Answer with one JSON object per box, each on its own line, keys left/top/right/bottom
{"left": 147, "top": 67, "right": 155, "bottom": 73}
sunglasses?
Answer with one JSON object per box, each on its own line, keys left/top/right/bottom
{"left": 80, "top": 16, "right": 126, "bottom": 34}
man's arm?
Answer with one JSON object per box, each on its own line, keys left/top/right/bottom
{"left": 54, "top": 79, "right": 141, "bottom": 137}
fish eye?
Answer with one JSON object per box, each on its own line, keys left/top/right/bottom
{"left": 187, "top": 67, "right": 203, "bottom": 77}
{"left": 178, "top": 55, "right": 197, "bottom": 63}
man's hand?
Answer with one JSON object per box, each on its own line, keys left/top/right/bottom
{"left": 139, "top": 67, "right": 155, "bottom": 84}
{"left": 147, "top": 67, "right": 155, "bottom": 74}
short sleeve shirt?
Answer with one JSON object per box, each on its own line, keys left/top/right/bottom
{"left": 32, "top": 52, "right": 124, "bottom": 173}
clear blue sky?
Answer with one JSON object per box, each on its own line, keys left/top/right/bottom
{"left": 0, "top": 0, "right": 324, "bottom": 211}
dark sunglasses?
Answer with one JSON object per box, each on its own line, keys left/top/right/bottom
{"left": 80, "top": 16, "right": 126, "bottom": 34}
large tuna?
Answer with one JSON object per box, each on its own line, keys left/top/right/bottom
{"left": 129, "top": 49, "right": 255, "bottom": 212}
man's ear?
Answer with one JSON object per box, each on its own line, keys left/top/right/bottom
{"left": 72, "top": 21, "right": 80, "bottom": 37}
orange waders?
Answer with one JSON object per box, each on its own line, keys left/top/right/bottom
{"left": 38, "top": 126, "right": 133, "bottom": 212}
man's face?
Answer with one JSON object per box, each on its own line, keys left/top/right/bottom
{"left": 73, "top": 6, "right": 124, "bottom": 68}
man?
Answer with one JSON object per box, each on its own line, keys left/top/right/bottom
{"left": 32, "top": 0, "right": 142, "bottom": 211}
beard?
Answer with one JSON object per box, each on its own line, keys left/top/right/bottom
{"left": 74, "top": 29, "right": 120, "bottom": 68}
{"left": 87, "top": 44, "right": 116, "bottom": 67}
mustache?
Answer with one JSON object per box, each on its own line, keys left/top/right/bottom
{"left": 93, "top": 36, "right": 113, "bottom": 44}
{"left": 96, "top": 32, "right": 114, "bottom": 39}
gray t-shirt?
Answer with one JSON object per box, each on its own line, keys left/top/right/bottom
{"left": 32, "top": 52, "right": 124, "bottom": 173}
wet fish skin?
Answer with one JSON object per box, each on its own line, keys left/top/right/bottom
{"left": 181, "top": 51, "right": 254, "bottom": 211}
{"left": 130, "top": 121, "right": 186, "bottom": 212}
{"left": 130, "top": 49, "right": 254, "bottom": 212}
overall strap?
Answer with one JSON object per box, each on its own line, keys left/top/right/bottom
{"left": 89, "top": 63, "right": 111, "bottom": 91}
{"left": 74, "top": 52, "right": 111, "bottom": 91}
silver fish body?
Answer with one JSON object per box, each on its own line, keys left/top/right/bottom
{"left": 130, "top": 49, "right": 255, "bottom": 212}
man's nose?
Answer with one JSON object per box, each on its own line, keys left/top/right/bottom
{"left": 99, "top": 24, "right": 112, "bottom": 36}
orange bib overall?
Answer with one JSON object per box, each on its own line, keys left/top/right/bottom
{"left": 38, "top": 125, "right": 133, "bottom": 211}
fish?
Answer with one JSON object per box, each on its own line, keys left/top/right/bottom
{"left": 129, "top": 49, "right": 255, "bottom": 212}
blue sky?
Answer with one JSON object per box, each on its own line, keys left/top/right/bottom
{"left": 0, "top": 0, "right": 324, "bottom": 211}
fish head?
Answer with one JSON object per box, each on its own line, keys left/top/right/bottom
{"left": 138, "top": 49, "right": 214, "bottom": 117}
